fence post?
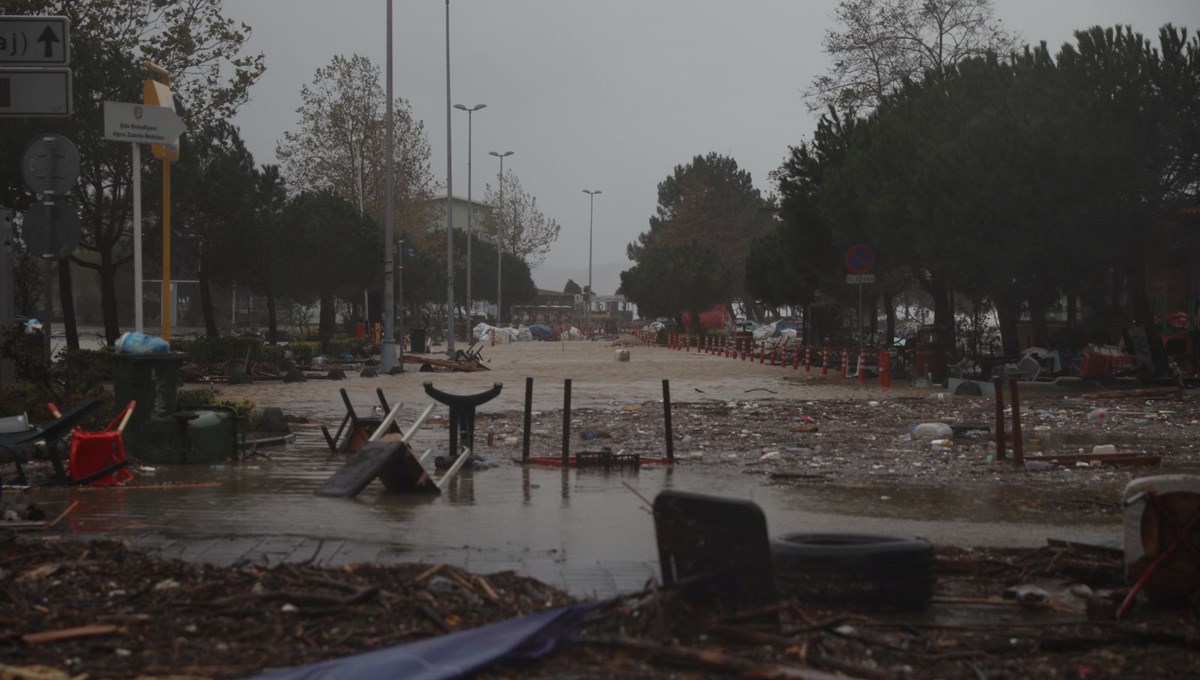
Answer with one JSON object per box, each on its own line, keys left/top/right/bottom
{"left": 561, "top": 378, "right": 572, "bottom": 467}
{"left": 663, "top": 379, "right": 675, "bottom": 464}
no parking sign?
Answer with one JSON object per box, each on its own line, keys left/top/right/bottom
{"left": 845, "top": 244, "right": 876, "bottom": 274}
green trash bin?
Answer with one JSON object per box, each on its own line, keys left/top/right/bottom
{"left": 111, "top": 353, "right": 187, "bottom": 443}
{"left": 111, "top": 352, "right": 238, "bottom": 465}
{"left": 410, "top": 328, "right": 427, "bottom": 354}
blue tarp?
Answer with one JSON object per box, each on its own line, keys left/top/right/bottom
{"left": 250, "top": 602, "right": 599, "bottom": 680}
{"left": 528, "top": 324, "right": 554, "bottom": 340}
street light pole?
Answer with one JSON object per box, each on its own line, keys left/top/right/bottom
{"left": 488, "top": 150, "right": 513, "bottom": 326}
{"left": 454, "top": 103, "right": 486, "bottom": 335}
{"left": 443, "top": 0, "right": 456, "bottom": 353}
{"left": 380, "top": 0, "right": 398, "bottom": 373}
{"left": 582, "top": 189, "right": 602, "bottom": 332}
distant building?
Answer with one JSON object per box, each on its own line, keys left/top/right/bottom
{"left": 587, "top": 293, "right": 636, "bottom": 318}
{"left": 425, "top": 195, "right": 493, "bottom": 239}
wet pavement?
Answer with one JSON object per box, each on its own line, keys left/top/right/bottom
{"left": 24, "top": 417, "right": 1122, "bottom": 599}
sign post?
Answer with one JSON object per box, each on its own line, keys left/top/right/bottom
{"left": 0, "top": 16, "right": 71, "bottom": 118}
{"left": 103, "top": 100, "right": 185, "bottom": 333}
{"left": 22, "top": 133, "right": 82, "bottom": 360}
{"left": 845, "top": 244, "right": 876, "bottom": 350}
{"left": 142, "top": 61, "right": 180, "bottom": 340}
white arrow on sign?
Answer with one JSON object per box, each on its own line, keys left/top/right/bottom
{"left": 0, "top": 16, "right": 70, "bottom": 65}
{"left": 102, "top": 101, "right": 185, "bottom": 144}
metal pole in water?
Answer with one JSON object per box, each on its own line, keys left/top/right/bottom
{"left": 561, "top": 378, "right": 572, "bottom": 467}
{"left": 1009, "top": 379, "right": 1024, "bottom": 466}
{"left": 522, "top": 376, "right": 533, "bottom": 462}
{"left": 992, "top": 377, "right": 1006, "bottom": 461}
{"left": 663, "top": 378, "right": 675, "bottom": 464}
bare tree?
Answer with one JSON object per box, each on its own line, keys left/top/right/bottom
{"left": 276, "top": 54, "right": 435, "bottom": 227}
{"left": 480, "top": 170, "right": 561, "bottom": 266}
{"left": 805, "top": 0, "right": 1017, "bottom": 112}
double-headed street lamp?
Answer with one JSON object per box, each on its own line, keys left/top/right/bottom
{"left": 453, "top": 103, "right": 486, "bottom": 328}
{"left": 582, "top": 189, "right": 602, "bottom": 329}
{"left": 489, "top": 150, "right": 514, "bottom": 326}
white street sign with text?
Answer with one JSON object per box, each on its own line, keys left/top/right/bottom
{"left": 103, "top": 101, "right": 185, "bottom": 144}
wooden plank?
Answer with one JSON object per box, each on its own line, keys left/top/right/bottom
{"left": 22, "top": 624, "right": 118, "bottom": 644}
{"left": 1085, "top": 386, "right": 1181, "bottom": 399}
{"left": 1027, "top": 453, "right": 1160, "bottom": 466}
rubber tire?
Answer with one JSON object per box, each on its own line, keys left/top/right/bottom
{"left": 771, "top": 533, "right": 936, "bottom": 610}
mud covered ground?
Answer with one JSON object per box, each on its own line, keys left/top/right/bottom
{"left": 1, "top": 536, "right": 1196, "bottom": 679}
{"left": 473, "top": 389, "right": 1200, "bottom": 519}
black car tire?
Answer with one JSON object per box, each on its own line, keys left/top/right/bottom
{"left": 771, "top": 533, "right": 936, "bottom": 610}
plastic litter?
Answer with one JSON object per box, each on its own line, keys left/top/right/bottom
{"left": 114, "top": 331, "right": 169, "bottom": 355}
{"left": 1091, "top": 444, "right": 1117, "bottom": 454}
{"left": 910, "top": 422, "right": 953, "bottom": 440}
{"left": 1087, "top": 408, "right": 1108, "bottom": 424}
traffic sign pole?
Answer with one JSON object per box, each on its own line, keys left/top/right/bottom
{"left": 133, "top": 143, "right": 143, "bottom": 333}
{"left": 845, "top": 244, "right": 877, "bottom": 357}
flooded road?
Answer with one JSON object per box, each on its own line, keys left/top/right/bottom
{"left": 35, "top": 421, "right": 1120, "bottom": 598}
{"left": 21, "top": 340, "right": 1132, "bottom": 597}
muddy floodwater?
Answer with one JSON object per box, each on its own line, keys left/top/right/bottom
{"left": 37, "top": 340, "right": 1134, "bottom": 597}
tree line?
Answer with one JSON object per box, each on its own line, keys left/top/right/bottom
{"left": 621, "top": 0, "right": 1199, "bottom": 358}
{"left": 0, "top": 0, "right": 557, "bottom": 350}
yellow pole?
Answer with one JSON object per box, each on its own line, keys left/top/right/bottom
{"left": 162, "top": 158, "right": 171, "bottom": 341}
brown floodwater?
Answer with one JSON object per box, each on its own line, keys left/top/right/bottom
{"left": 27, "top": 419, "right": 1118, "bottom": 597}
{"left": 27, "top": 338, "right": 1126, "bottom": 596}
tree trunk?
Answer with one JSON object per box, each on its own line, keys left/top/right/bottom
{"left": 91, "top": 248, "right": 122, "bottom": 345}
{"left": 57, "top": 259, "right": 78, "bottom": 350}
{"left": 1028, "top": 292, "right": 1049, "bottom": 348}
{"left": 266, "top": 284, "right": 278, "bottom": 345}
{"left": 1125, "top": 244, "right": 1167, "bottom": 374}
{"left": 318, "top": 292, "right": 336, "bottom": 353}
{"left": 883, "top": 293, "right": 896, "bottom": 350}
{"left": 198, "top": 262, "right": 219, "bottom": 338}
{"left": 915, "top": 271, "right": 954, "bottom": 346}
{"left": 994, "top": 293, "right": 1022, "bottom": 359}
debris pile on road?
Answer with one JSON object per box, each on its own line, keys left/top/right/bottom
{"left": 2, "top": 537, "right": 1196, "bottom": 679}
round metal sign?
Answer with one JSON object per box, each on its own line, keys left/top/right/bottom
{"left": 22, "top": 133, "right": 81, "bottom": 196}
{"left": 845, "top": 243, "right": 876, "bottom": 275}
{"left": 22, "top": 199, "right": 82, "bottom": 260}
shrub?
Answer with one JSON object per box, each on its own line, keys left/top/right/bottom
{"left": 178, "top": 387, "right": 259, "bottom": 429}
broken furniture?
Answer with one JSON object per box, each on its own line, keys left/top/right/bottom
{"left": 653, "top": 490, "right": 776, "bottom": 606}
{"left": 112, "top": 353, "right": 238, "bottom": 465}
{"left": 314, "top": 440, "right": 439, "bottom": 497}
{"left": 1121, "top": 475, "right": 1200, "bottom": 614}
{"left": 316, "top": 400, "right": 476, "bottom": 498}
{"left": 402, "top": 354, "right": 490, "bottom": 372}
{"left": 320, "top": 388, "right": 397, "bottom": 454}
{"left": 453, "top": 340, "right": 488, "bottom": 366}
{"left": 51, "top": 400, "right": 136, "bottom": 486}
{"left": 0, "top": 398, "right": 100, "bottom": 485}
{"left": 422, "top": 381, "right": 502, "bottom": 459}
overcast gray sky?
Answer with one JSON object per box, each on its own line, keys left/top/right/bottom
{"left": 223, "top": 0, "right": 1196, "bottom": 296}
